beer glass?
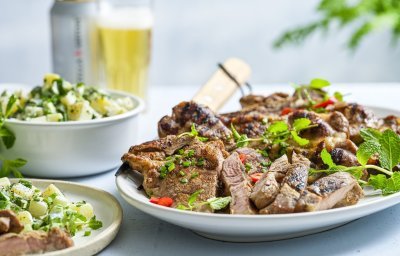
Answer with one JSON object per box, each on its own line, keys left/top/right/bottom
{"left": 97, "top": 0, "right": 153, "bottom": 99}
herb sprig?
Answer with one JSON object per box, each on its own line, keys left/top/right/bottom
{"left": 231, "top": 118, "right": 317, "bottom": 148}
{"left": 311, "top": 128, "right": 400, "bottom": 195}
{"left": 178, "top": 124, "right": 208, "bottom": 142}
{"left": 176, "top": 189, "right": 231, "bottom": 211}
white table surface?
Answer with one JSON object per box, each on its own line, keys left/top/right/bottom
{"left": 66, "top": 83, "right": 400, "bottom": 256}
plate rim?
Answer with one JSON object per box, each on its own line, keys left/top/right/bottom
{"left": 9, "top": 178, "right": 123, "bottom": 256}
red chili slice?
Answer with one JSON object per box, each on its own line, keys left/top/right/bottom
{"left": 313, "top": 97, "right": 337, "bottom": 109}
{"left": 149, "top": 197, "right": 160, "bottom": 204}
{"left": 239, "top": 153, "right": 247, "bottom": 163}
{"left": 157, "top": 197, "right": 174, "bottom": 207}
{"left": 281, "top": 107, "right": 293, "bottom": 116}
{"left": 250, "top": 173, "right": 263, "bottom": 183}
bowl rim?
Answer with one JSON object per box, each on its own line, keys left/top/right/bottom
{"left": 4, "top": 88, "right": 145, "bottom": 127}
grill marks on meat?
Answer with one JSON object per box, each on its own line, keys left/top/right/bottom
{"left": 0, "top": 227, "right": 73, "bottom": 256}
{"left": 221, "top": 153, "right": 256, "bottom": 214}
{"left": 295, "top": 172, "right": 360, "bottom": 212}
{"left": 158, "top": 101, "right": 234, "bottom": 147}
{"left": 219, "top": 109, "right": 269, "bottom": 138}
{"left": 122, "top": 135, "right": 227, "bottom": 212}
{"left": 260, "top": 153, "right": 310, "bottom": 214}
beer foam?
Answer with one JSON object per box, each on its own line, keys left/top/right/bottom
{"left": 97, "top": 7, "right": 153, "bottom": 29}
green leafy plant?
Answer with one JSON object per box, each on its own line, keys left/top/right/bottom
{"left": 178, "top": 123, "right": 208, "bottom": 142}
{"left": 176, "top": 189, "right": 231, "bottom": 211}
{"left": 274, "top": 0, "right": 400, "bottom": 49}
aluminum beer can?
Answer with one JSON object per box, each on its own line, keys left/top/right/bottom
{"left": 50, "top": 0, "right": 98, "bottom": 85}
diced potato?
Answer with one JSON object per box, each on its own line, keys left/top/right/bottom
{"left": 11, "top": 183, "right": 34, "bottom": 200}
{"left": 105, "top": 101, "right": 124, "bottom": 116}
{"left": 24, "top": 106, "right": 44, "bottom": 118}
{"left": 60, "top": 91, "right": 77, "bottom": 106}
{"left": 67, "top": 101, "right": 100, "bottom": 121}
{"left": 27, "top": 116, "right": 47, "bottom": 122}
{"left": 53, "top": 195, "right": 70, "bottom": 207}
{"left": 72, "top": 203, "right": 94, "bottom": 219}
{"left": 42, "top": 184, "right": 63, "bottom": 198}
{"left": 90, "top": 96, "right": 110, "bottom": 115}
{"left": 17, "top": 211, "right": 33, "bottom": 226}
{"left": 0, "top": 177, "right": 11, "bottom": 188}
{"left": 46, "top": 113, "right": 63, "bottom": 122}
{"left": 43, "top": 73, "right": 60, "bottom": 90}
{"left": 29, "top": 200, "right": 48, "bottom": 217}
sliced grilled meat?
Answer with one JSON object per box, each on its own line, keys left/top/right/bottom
{"left": 221, "top": 152, "right": 256, "bottom": 214}
{"left": 235, "top": 147, "right": 270, "bottom": 175}
{"left": 295, "top": 172, "right": 359, "bottom": 212}
{"left": 220, "top": 108, "right": 269, "bottom": 138}
{"left": 122, "top": 135, "right": 227, "bottom": 212}
{"left": 260, "top": 153, "right": 310, "bottom": 214}
{"left": 250, "top": 155, "right": 291, "bottom": 209}
{"left": 0, "top": 227, "right": 73, "bottom": 256}
{"left": 158, "top": 101, "right": 234, "bottom": 148}
{"left": 334, "top": 182, "right": 364, "bottom": 208}
{"left": 0, "top": 210, "right": 23, "bottom": 234}
{"left": 289, "top": 110, "right": 336, "bottom": 140}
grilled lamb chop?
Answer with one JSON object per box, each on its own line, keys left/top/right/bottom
{"left": 250, "top": 155, "right": 291, "bottom": 209}
{"left": 158, "top": 101, "right": 234, "bottom": 148}
{"left": 221, "top": 152, "right": 256, "bottom": 214}
{"left": 334, "top": 182, "right": 364, "bottom": 208}
{"left": 260, "top": 153, "right": 310, "bottom": 214}
{"left": 0, "top": 227, "right": 73, "bottom": 256}
{"left": 0, "top": 210, "right": 23, "bottom": 234}
{"left": 335, "top": 103, "right": 380, "bottom": 144}
{"left": 122, "top": 135, "right": 228, "bottom": 212}
{"left": 239, "top": 93, "right": 290, "bottom": 112}
{"left": 295, "top": 172, "right": 361, "bottom": 212}
{"left": 235, "top": 147, "right": 271, "bottom": 175}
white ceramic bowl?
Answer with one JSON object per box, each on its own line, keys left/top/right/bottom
{"left": 0, "top": 86, "right": 144, "bottom": 178}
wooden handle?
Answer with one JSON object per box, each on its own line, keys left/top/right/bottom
{"left": 192, "top": 58, "right": 251, "bottom": 112}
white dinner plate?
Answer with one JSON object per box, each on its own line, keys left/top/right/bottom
{"left": 10, "top": 179, "right": 122, "bottom": 255}
{"left": 115, "top": 106, "right": 400, "bottom": 242}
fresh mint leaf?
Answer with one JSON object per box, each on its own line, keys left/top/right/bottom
{"left": 188, "top": 189, "right": 203, "bottom": 206}
{"left": 309, "top": 78, "right": 330, "bottom": 89}
{"left": 207, "top": 196, "right": 231, "bottom": 210}
{"left": 290, "top": 131, "right": 309, "bottom": 146}
{"left": 0, "top": 126, "right": 16, "bottom": 149}
{"left": 0, "top": 158, "right": 27, "bottom": 178}
{"left": 368, "top": 172, "right": 400, "bottom": 195}
{"left": 378, "top": 129, "right": 400, "bottom": 171}
{"left": 231, "top": 124, "right": 249, "bottom": 148}
{"left": 333, "top": 91, "right": 344, "bottom": 102}
{"left": 268, "top": 121, "right": 288, "bottom": 134}
{"left": 321, "top": 148, "right": 335, "bottom": 168}
{"left": 292, "top": 118, "right": 311, "bottom": 131}
{"left": 5, "top": 95, "right": 17, "bottom": 118}
{"left": 356, "top": 141, "right": 380, "bottom": 166}
{"left": 360, "top": 128, "right": 381, "bottom": 143}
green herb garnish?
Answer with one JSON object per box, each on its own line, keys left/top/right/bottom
{"left": 178, "top": 124, "right": 209, "bottom": 142}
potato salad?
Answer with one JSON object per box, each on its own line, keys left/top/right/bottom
{"left": 0, "top": 178, "right": 102, "bottom": 236}
{"left": 0, "top": 74, "right": 135, "bottom": 122}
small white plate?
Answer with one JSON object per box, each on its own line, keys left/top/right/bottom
{"left": 10, "top": 179, "right": 123, "bottom": 255}
{"left": 115, "top": 106, "right": 400, "bottom": 242}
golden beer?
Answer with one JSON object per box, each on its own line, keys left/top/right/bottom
{"left": 98, "top": 8, "right": 153, "bottom": 98}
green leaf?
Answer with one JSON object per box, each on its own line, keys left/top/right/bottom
{"left": 5, "top": 95, "right": 17, "bottom": 118}
{"left": 356, "top": 141, "right": 380, "bottom": 165}
{"left": 188, "top": 189, "right": 203, "bottom": 207}
{"left": 231, "top": 123, "right": 241, "bottom": 140}
{"left": 290, "top": 131, "right": 309, "bottom": 146}
{"left": 368, "top": 172, "right": 400, "bottom": 195}
{"left": 268, "top": 121, "right": 288, "bottom": 134}
{"left": 309, "top": 78, "right": 330, "bottom": 89}
{"left": 88, "top": 216, "right": 103, "bottom": 230}
{"left": 385, "top": 172, "right": 400, "bottom": 195}
{"left": 368, "top": 174, "right": 387, "bottom": 191}
{"left": 190, "top": 123, "right": 198, "bottom": 137}
{"left": 207, "top": 196, "right": 231, "bottom": 210}
{"left": 292, "top": 118, "right": 311, "bottom": 131}
{"left": 0, "top": 158, "right": 26, "bottom": 178}
{"left": 378, "top": 129, "right": 400, "bottom": 171}
{"left": 0, "top": 126, "right": 16, "bottom": 149}
{"left": 360, "top": 128, "right": 382, "bottom": 142}
{"left": 333, "top": 91, "right": 344, "bottom": 102}
{"left": 321, "top": 148, "right": 335, "bottom": 168}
